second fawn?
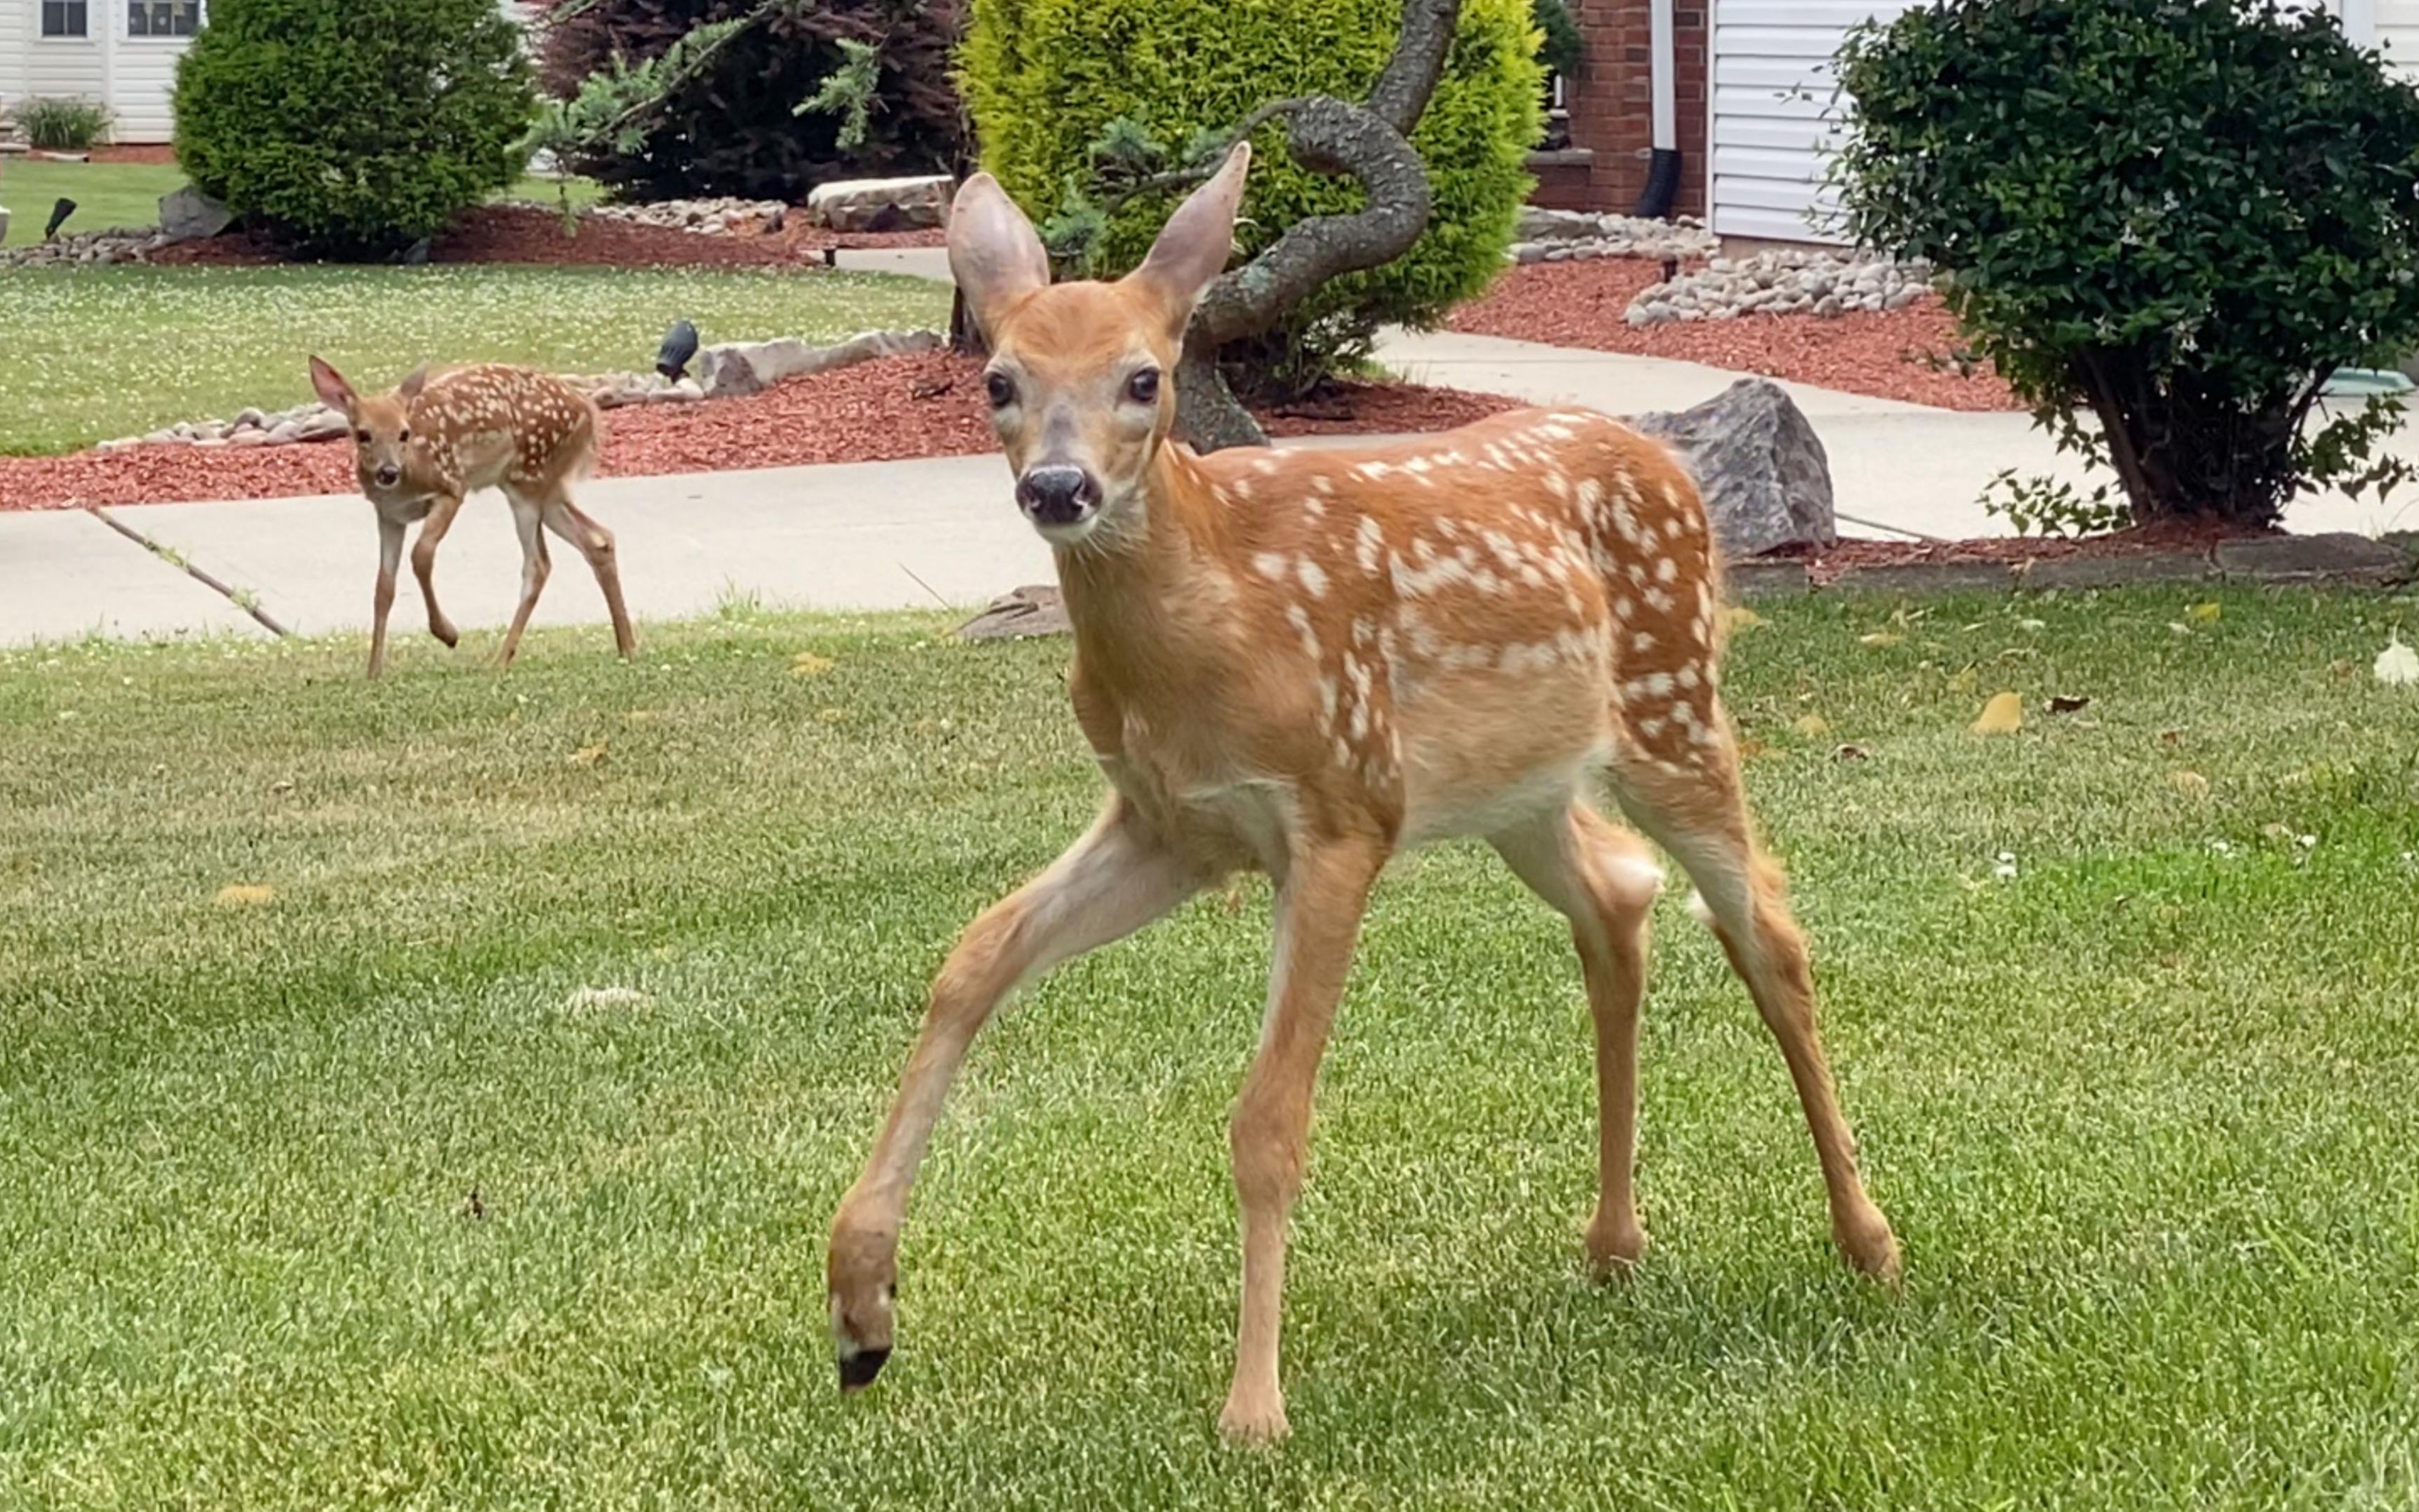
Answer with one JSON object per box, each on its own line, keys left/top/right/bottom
{"left": 308, "top": 358, "right": 637, "bottom": 678}
{"left": 825, "top": 146, "right": 1900, "bottom": 1443}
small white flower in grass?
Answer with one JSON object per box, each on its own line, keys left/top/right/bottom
{"left": 2208, "top": 839, "right": 2234, "bottom": 856}
{"left": 1991, "top": 851, "right": 2018, "bottom": 882}
{"left": 2374, "top": 634, "right": 2419, "bottom": 687}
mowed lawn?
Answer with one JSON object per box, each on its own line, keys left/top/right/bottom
{"left": 1, "top": 586, "right": 2416, "bottom": 1509}
{"left": 0, "top": 262, "right": 952, "bottom": 455}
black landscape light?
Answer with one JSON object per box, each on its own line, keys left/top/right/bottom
{"left": 657, "top": 319, "right": 701, "bottom": 381}
{"left": 45, "top": 198, "right": 76, "bottom": 240}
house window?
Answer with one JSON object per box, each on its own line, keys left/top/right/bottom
{"left": 41, "top": 1, "right": 90, "bottom": 37}
{"left": 127, "top": 1, "right": 202, "bottom": 35}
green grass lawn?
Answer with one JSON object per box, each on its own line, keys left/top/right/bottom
{"left": 3, "top": 586, "right": 2416, "bottom": 1509}
{"left": 0, "top": 159, "right": 185, "bottom": 246}
{"left": 0, "top": 263, "right": 953, "bottom": 454}
{"left": 0, "top": 161, "right": 606, "bottom": 248}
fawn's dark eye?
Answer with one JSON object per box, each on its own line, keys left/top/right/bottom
{"left": 1126, "top": 367, "right": 1161, "bottom": 404}
{"left": 397, "top": 428, "right": 411, "bottom": 444}
{"left": 353, "top": 429, "right": 371, "bottom": 444}
{"left": 985, "top": 371, "right": 1015, "bottom": 409}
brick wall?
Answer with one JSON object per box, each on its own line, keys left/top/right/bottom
{"left": 1556, "top": 0, "right": 1709, "bottom": 218}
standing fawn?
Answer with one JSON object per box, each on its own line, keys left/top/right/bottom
{"left": 826, "top": 146, "right": 1900, "bottom": 1443}
{"left": 307, "top": 358, "right": 637, "bottom": 679}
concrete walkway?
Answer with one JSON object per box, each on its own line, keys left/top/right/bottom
{"left": 6, "top": 325, "right": 2416, "bottom": 649}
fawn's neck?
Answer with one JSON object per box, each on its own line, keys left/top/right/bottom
{"left": 1055, "top": 444, "right": 1243, "bottom": 685}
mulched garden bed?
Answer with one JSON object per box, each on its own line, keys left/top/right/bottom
{"left": 0, "top": 353, "right": 1525, "bottom": 511}
{"left": 150, "top": 204, "right": 947, "bottom": 271}
{"left": 1771, "top": 518, "right": 2272, "bottom": 584}
{"left": 1453, "top": 257, "right": 2019, "bottom": 413}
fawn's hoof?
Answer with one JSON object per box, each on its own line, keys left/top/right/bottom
{"left": 432, "top": 624, "right": 460, "bottom": 649}
{"left": 1835, "top": 1206, "right": 1902, "bottom": 1285}
{"left": 1585, "top": 1216, "right": 1650, "bottom": 1278}
{"left": 1217, "top": 1394, "right": 1290, "bottom": 1446}
{"left": 836, "top": 1346, "right": 891, "bottom": 1391}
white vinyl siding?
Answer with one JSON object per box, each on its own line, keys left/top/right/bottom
{"left": 112, "top": 0, "right": 196, "bottom": 138}
{"left": 2365, "top": 0, "right": 2419, "bottom": 78}
{"left": 1706, "top": 1, "right": 1921, "bottom": 243}
{"left": 1, "top": 1, "right": 26, "bottom": 106}
{"left": 25, "top": 0, "right": 109, "bottom": 125}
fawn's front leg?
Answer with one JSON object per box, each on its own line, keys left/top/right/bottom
{"left": 411, "top": 493, "right": 465, "bottom": 649}
{"left": 367, "top": 516, "right": 404, "bottom": 679}
{"left": 1220, "top": 835, "right": 1385, "bottom": 1444}
{"left": 828, "top": 800, "right": 1201, "bottom": 1389}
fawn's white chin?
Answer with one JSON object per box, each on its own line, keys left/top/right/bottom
{"left": 1032, "top": 515, "right": 1101, "bottom": 548}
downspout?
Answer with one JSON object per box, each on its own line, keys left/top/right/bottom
{"left": 1632, "top": 0, "right": 1684, "bottom": 218}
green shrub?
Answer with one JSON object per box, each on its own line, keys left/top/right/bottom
{"left": 961, "top": 0, "right": 1540, "bottom": 393}
{"left": 1834, "top": 0, "right": 2419, "bottom": 528}
{"left": 174, "top": 0, "right": 534, "bottom": 257}
{"left": 13, "top": 97, "right": 115, "bottom": 152}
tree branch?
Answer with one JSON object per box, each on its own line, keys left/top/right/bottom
{"left": 1173, "top": 0, "right": 1464, "bottom": 451}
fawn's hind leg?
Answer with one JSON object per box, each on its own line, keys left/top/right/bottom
{"left": 495, "top": 493, "right": 551, "bottom": 669}
{"left": 1606, "top": 729, "right": 1899, "bottom": 1282}
{"left": 1495, "top": 802, "right": 1662, "bottom": 1273}
{"left": 540, "top": 496, "right": 635, "bottom": 658}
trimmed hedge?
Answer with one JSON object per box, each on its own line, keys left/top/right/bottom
{"left": 174, "top": 0, "right": 533, "bottom": 257}
{"left": 961, "top": 0, "right": 1540, "bottom": 383}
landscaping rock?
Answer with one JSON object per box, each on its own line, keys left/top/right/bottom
{"left": 1626, "top": 248, "right": 1935, "bottom": 325}
{"left": 807, "top": 175, "right": 952, "bottom": 232}
{"left": 694, "top": 328, "right": 946, "bottom": 400}
{"left": 2215, "top": 532, "right": 2409, "bottom": 586}
{"left": 1831, "top": 560, "right": 2018, "bottom": 595}
{"left": 158, "top": 185, "right": 234, "bottom": 243}
{"left": 0, "top": 226, "right": 171, "bottom": 267}
{"left": 2020, "top": 551, "right": 2213, "bottom": 590}
{"left": 1508, "top": 209, "right": 1718, "bottom": 267}
{"left": 1726, "top": 559, "right": 1813, "bottom": 600}
{"left": 0, "top": 206, "right": 10, "bottom": 243}
{"left": 1627, "top": 379, "right": 1836, "bottom": 558}
{"left": 591, "top": 197, "right": 789, "bottom": 236}
{"left": 959, "top": 584, "right": 1070, "bottom": 640}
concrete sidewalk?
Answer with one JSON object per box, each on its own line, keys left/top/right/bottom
{"left": 6, "top": 327, "right": 2415, "bottom": 649}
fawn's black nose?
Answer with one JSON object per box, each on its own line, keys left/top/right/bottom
{"left": 838, "top": 1347, "right": 891, "bottom": 1390}
{"left": 1015, "top": 465, "right": 1098, "bottom": 527}
{"left": 374, "top": 465, "right": 401, "bottom": 488}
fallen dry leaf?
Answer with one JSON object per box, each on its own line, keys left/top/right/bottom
{"left": 791, "top": 652, "right": 837, "bottom": 677}
{"left": 2159, "top": 728, "right": 2184, "bottom": 747}
{"left": 1793, "top": 713, "right": 1833, "bottom": 738}
{"left": 1859, "top": 631, "right": 1904, "bottom": 648}
{"left": 568, "top": 741, "right": 608, "bottom": 767}
{"left": 2375, "top": 635, "right": 2419, "bottom": 687}
{"left": 1721, "top": 605, "right": 1765, "bottom": 634}
{"left": 1835, "top": 743, "right": 1873, "bottom": 762}
{"left": 2188, "top": 601, "right": 2223, "bottom": 624}
{"left": 2168, "top": 770, "right": 2211, "bottom": 798}
{"left": 2046, "top": 694, "right": 2092, "bottom": 714}
{"left": 1970, "top": 691, "right": 2024, "bottom": 735}
{"left": 213, "top": 883, "right": 276, "bottom": 908}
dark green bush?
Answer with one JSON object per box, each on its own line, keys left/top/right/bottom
{"left": 174, "top": 0, "right": 533, "bottom": 257}
{"left": 536, "top": 0, "right": 969, "bottom": 204}
{"left": 961, "top": 0, "right": 1540, "bottom": 394}
{"left": 1834, "top": 0, "right": 2419, "bottom": 528}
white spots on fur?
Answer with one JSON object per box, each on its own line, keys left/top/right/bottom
{"left": 1252, "top": 455, "right": 1282, "bottom": 476}
{"left": 1253, "top": 551, "right": 1291, "bottom": 581}
{"left": 1644, "top": 586, "right": 1676, "bottom": 614}
{"left": 1630, "top": 628, "right": 1657, "bottom": 653}
{"left": 1309, "top": 474, "right": 1336, "bottom": 498}
{"left": 1233, "top": 478, "right": 1257, "bottom": 502}
{"left": 1356, "top": 514, "right": 1385, "bottom": 575}
{"left": 1285, "top": 603, "right": 1322, "bottom": 661}
{"left": 1676, "top": 665, "right": 1701, "bottom": 690}
{"left": 1353, "top": 461, "right": 1394, "bottom": 481}
{"left": 1654, "top": 557, "right": 1679, "bottom": 584}
{"left": 1297, "top": 558, "right": 1330, "bottom": 599}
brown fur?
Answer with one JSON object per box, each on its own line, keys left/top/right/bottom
{"left": 306, "top": 358, "right": 636, "bottom": 678}
{"left": 826, "top": 148, "right": 1900, "bottom": 1443}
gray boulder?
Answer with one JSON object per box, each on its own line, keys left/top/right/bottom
{"left": 158, "top": 185, "right": 233, "bottom": 242}
{"left": 958, "top": 584, "right": 1070, "bottom": 640}
{"left": 807, "top": 174, "right": 953, "bottom": 232}
{"left": 1627, "top": 379, "right": 1836, "bottom": 558}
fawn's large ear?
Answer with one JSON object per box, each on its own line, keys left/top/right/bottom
{"left": 947, "top": 173, "right": 1051, "bottom": 341}
{"left": 1129, "top": 143, "right": 1250, "bottom": 341}
{"left": 397, "top": 364, "right": 429, "bottom": 403}
{"left": 308, "top": 356, "right": 357, "bottom": 418}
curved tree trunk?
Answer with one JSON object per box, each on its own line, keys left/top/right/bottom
{"left": 1175, "top": 0, "right": 1464, "bottom": 452}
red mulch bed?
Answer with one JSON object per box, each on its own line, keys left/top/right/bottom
{"left": 86, "top": 143, "right": 181, "bottom": 165}
{"left": 1775, "top": 518, "right": 2271, "bottom": 581}
{"left": 0, "top": 353, "right": 1525, "bottom": 511}
{"left": 151, "top": 204, "right": 947, "bottom": 269}
{"left": 1453, "top": 258, "right": 2018, "bottom": 414}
